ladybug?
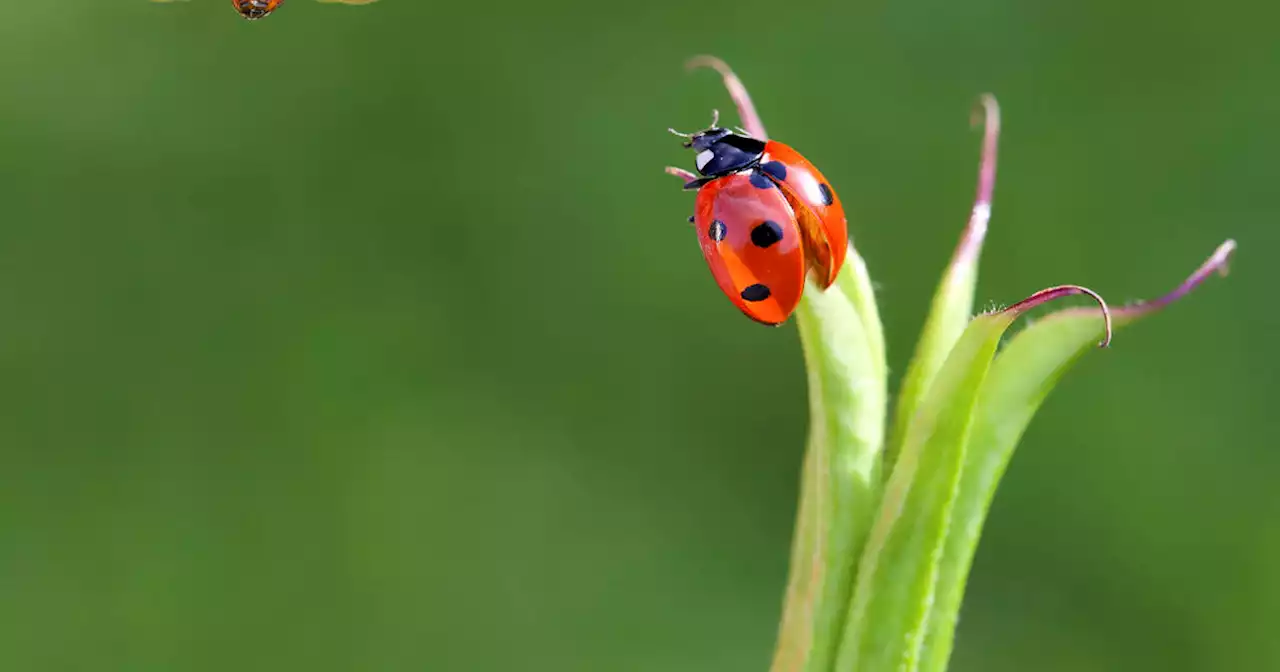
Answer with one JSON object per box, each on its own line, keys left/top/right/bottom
{"left": 673, "top": 113, "right": 848, "bottom": 325}
{"left": 233, "top": 0, "right": 284, "bottom": 19}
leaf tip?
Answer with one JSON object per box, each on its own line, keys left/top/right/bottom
{"left": 685, "top": 54, "right": 731, "bottom": 74}
{"left": 953, "top": 94, "right": 1002, "bottom": 268}
{"left": 1118, "top": 238, "right": 1237, "bottom": 317}
{"left": 682, "top": 56, "right": 769, "bottom": 142}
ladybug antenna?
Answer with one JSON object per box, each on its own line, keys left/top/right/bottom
{"left": 667, "top": 127, "right": 695, "bottom": 148}
{"left": 669, "top": 109, "right": 721, "bottom": 134}
{"left": 733, "top": 125, "right": 752, "bottom": 137}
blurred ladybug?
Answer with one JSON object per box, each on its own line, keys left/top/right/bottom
{"left": 152, "top": 0, "right": 378, "bottom": 20}
{"left": 233, "top": 0, "right": 283, "bottom": 19}
{"left": 673, "top": 113, "right": 848, "bottom": 325}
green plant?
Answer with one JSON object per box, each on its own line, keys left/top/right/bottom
{"left": 665, "top": 57, "right": 1236, "bottom": 672}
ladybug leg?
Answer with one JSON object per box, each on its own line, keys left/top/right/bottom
{"left": 666, "top": 166, "right": 697, "bottom": 182}
{"left": 665, "top": 167, "right": 702, "bottom": 225}
{"left": 666, "top": 166, "right": 711, "bottom": 190}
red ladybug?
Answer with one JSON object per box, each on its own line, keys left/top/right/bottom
{"left": 232, "top": 0, "right": 284, "bottom": 19}
{"left": 675, "top": 119, "right": 848, "bottom": 325}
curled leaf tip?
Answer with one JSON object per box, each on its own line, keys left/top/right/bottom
{"left": 685, "top": 54, "right": 730, "bottom": 73}
{"left": 954, "top": 94, "right": 1001, "bottom": 267}
{"left": 1005, "top": 284, "right": 1113, "bottom": 348}
{"left": 1123, "top": 239, "right": 1237, "bottom": 316}
{"left": 684, "top": 55, "right": 768, "bottom": 141}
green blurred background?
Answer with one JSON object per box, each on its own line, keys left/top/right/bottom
{"left": 0, "top": 0, "right": 1272, "bottom": 670}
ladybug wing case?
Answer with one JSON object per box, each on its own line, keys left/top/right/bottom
{"left": 759, "top": 141, "right": 850, "bottom": 288}
{"left": 693, "top": 172, "right": 806, "bottom": 325}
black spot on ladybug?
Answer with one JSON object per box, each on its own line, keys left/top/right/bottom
{"left": 762, "top": 161, "right": 787, "bottom": 181}
{"left": 749, "top": 171, "right": 776, "bottom": 190}
{"left": 709, "top": 220, "right": 727, "bottom": 242}
{"left": 818, "top": 183, "right": 834, "bottom": 206}
{"left": 751, "top": 220, "right": 783, "bottom": 248}
{"left": 740, "top": 284, "right": 771, "bottom": 302}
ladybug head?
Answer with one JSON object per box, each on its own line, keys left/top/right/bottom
{"left": 670, "top": 111, "right": 767, "bottom": 178}
{"left": 685, "top": 127, "right": 734, "bottom": 151}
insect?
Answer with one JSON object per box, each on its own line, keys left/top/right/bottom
{"left": 233, "top": 0, "right": 284, "bottom": 20}
{"left": 150, "top": 0, "right": 377, "bottom": 21}
{"left": 673, "top": 112, "right": 848, "bottom": 325}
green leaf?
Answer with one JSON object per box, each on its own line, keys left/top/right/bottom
{"left": 837, "top": 285, "right": 1112, "bottom": 672}
{"left": 773, "top": 248, "right": 888, "bottom": 672}
{"left": 917, "top": 240, "right": 1236, "bottom": 672}
{"left": 887, "top": 96, "right": 1000, "bottom": 473}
